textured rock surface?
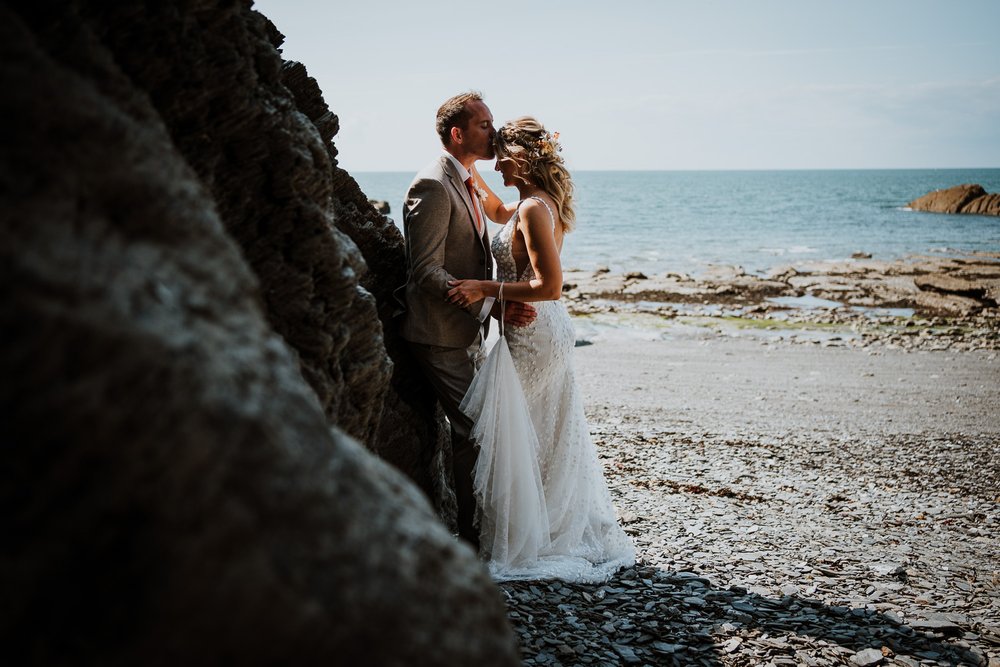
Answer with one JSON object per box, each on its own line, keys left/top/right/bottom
{"left": 564, "top": 253, "right": 1000, "bottom": 315}
{"left": 908, "top": 183, "right": 1000, "bottom": 216}
{"left": 1, "top": 2, "right": 515, "bottom": 664}
{"left": 32, "top": 0, "right": 455, "bottom": 517}
{"left": 502, "top": 337, "right": 998, "bottom": 666}
{"left": 962, "top": 191, "right": 1000, "bottom": 216}
{"left": 914, "top": 273, "right": 988, "bottom": 299}
{"left": 276, "top": 55, "right": 454, "bottom": 520}
{"left": 69, "top": 3, "right": 410, "bottom": 460}
{"left": 70, "top": 1, "right": 448, "bottom": 490}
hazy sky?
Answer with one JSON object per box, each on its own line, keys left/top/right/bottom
{"left": 254, "top": 0, "right": 1000, "bottom": 172}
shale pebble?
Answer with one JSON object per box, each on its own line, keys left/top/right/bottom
{"left": 498, "top": 423, "right": 998, "bottom": 666}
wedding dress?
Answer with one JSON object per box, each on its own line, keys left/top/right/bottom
{"left": 460, "top": 197, "right": 635, "bottom": 582}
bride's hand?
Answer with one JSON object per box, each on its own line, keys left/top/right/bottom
{"left": 446, "top": 279, "right": 486, "bottom": 308}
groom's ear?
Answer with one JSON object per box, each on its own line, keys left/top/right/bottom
{"left": 450, "top": 125, "right": 463, "bottom": 146}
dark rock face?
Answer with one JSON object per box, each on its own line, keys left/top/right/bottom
{"left": 908, "top": 184, "right": 1000, "bottom": 216}
{"left": 0, "top": 2, "right": 515, "bottom": 664}
{"left": 61, "top": 0, "right": 453, "bottom": 516}
{"left": 71, "top": 0, "right": 429, "bottom": 464}
{"left": 275, "top": 57, "right": 453, "bottom": 518}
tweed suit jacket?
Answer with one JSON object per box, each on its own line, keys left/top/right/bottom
{"left": 397, "top": 155, "right": 494, "bottom": 347}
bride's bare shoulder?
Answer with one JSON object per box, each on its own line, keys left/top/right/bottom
{"left": 519, "top": 196, "right": 558, "bottom": 229}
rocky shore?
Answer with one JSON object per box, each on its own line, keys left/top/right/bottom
{"left": 491, "top": 251, "right": 1000, "bottom": 665}
{"left": 6, "top": 3, "right": 996, "bottom": 663}
{"left": 499, "top": 333, "right": 999, "bottom": 666}
{"left": 562, "top": 252, "right": 1000, "bottom": 353}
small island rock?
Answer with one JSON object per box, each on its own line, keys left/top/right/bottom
{"left": 907, "top": 184, "right": 1000, "bottom": 216}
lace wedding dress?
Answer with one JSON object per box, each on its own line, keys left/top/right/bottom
{"left": 460, "top": 197, "right": 635, "bottom": 582}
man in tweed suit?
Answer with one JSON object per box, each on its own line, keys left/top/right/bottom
{"left": 398, "top": 91, "right": 535, "bottom": 547}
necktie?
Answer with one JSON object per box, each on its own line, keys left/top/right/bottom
{"left": 465, "top": 176, "right": 484, "bottom": 235}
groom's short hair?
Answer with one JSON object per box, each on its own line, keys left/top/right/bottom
{"left": 436, "top": 91, "right": 484, "bottom": 146}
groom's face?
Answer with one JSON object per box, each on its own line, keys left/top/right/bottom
{"left": 460, "top": 101, "right": 495, "bottom": 161}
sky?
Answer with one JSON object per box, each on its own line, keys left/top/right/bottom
{"left": 254, "top": 0, "right": 1000, "bottom": 172}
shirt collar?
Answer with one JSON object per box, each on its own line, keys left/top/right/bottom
{"left": 442, "top": 150, "right": 471, "bottom": 181}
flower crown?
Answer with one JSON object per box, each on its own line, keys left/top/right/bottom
{"left": 537, "top": 130, "right": 561, "bottom": 156}
{"left": 498, "top": 126, "right": 562, "bottom": 160}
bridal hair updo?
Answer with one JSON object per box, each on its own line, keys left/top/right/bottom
{"left": 494, "top": 117, "right": 576, "bottom": 232}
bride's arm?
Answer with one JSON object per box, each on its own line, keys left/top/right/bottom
{"left": 471, "top": 164, "right": 518, "bottom": 223}
{"left": 446, "top": 199, "right": 562, "bottom": 304}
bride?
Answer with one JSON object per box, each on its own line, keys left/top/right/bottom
{"left": 446, "top": 117, "right": 635, "bottom": 582}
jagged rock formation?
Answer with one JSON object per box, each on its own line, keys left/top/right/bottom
{"left": 0, "top": 1, "right": 516, "bottom": 664}
{"left": 65, "top": 0, "right": 452, "bottom": 509}
{"left": 907, "top": 184, "right": 1000, "bottom": 216}
{"left": 276, "top": 57, "right": 454, "bottom": 521}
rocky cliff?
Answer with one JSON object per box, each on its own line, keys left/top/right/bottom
{"left": 908, "top": 183, "right": 1000, "bottom": 216}
{"left": 0, "top": 0, "right": 515, "bottom": 663}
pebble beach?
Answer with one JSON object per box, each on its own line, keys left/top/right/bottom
{"left": 498, "top": 254, "right": 1000, "bottom": 666}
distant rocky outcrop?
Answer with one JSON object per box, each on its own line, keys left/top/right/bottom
{"left": 1, "top": 1, "right": 515, "bottom": 665}
{"left": 907, "top": 184, "right": 1000, "bottom": 216}
{"left": 562, "top": 253, "right": 1000, "bottom": 316}
{"left": 913, "top": 274, "right": 989, "bottom": 300}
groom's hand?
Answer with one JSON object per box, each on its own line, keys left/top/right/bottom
{"left": 502, "top": 301, "right": 536, "bottom": 327}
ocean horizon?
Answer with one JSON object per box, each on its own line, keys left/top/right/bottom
{"left": 353, "top": 168, "right": 1000, "bottom": 277}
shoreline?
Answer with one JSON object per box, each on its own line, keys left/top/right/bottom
{"left": 497, "top": 252, "right": 1000, "bottom": 665}
{"left": 502, "top": 328, "right": 999, "bottom": 666}
{"left": 562, "top": 252, "right": 1000, "bottom": 353}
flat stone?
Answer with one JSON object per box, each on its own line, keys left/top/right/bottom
{"left": 908, "top": 619, "right": 963, "bottom": 635}
{"left": 850, "top": 647, "right": 885, "bottom": 665}
{"left": 611, "top": 644, "right": 640, "bottom": 664}
{"left": 869, "top": 562, "right": 906, "bottom": 577}
{"left": 651, "top": 642, "right": 685, "bottom": 654}
{"left": 721, "top": 637, "right": 743, "bottom": 653}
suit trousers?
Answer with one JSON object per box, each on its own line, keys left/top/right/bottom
{"left": 407, "top": 333, "right": 486, "bottom": 547}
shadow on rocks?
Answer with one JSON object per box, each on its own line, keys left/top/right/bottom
{"left": 500, "top": 564, "right": 984, "bottom": 666}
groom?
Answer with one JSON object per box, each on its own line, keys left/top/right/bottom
{"left": 397, "top": 91, "right": 535, "bottom": 547}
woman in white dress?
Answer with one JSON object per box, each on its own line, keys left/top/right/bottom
{"left": 446, "top": 117, "right": 634, "bottom": 582}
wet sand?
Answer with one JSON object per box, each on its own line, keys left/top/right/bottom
{"left": 577, "top": 335, "right": 999, "bottom": 438}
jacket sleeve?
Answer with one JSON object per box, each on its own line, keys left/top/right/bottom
{"left": 405, "top": 177, "right": 453, "bottom": 294}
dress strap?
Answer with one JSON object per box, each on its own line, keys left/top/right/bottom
{"left": 515, "top": 196, "right": 556, "bottom": 228}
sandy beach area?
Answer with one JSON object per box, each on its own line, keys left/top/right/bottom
{"left": 499, "top": 255, "right": 1000, "bottom": 666}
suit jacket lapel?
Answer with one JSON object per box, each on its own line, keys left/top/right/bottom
{"left": 442, "top": 157, "right": 482, "bottom": 237}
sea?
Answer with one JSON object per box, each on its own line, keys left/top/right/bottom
{"left": 354, "top": 169, "right": 1000, "bottom": 277}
